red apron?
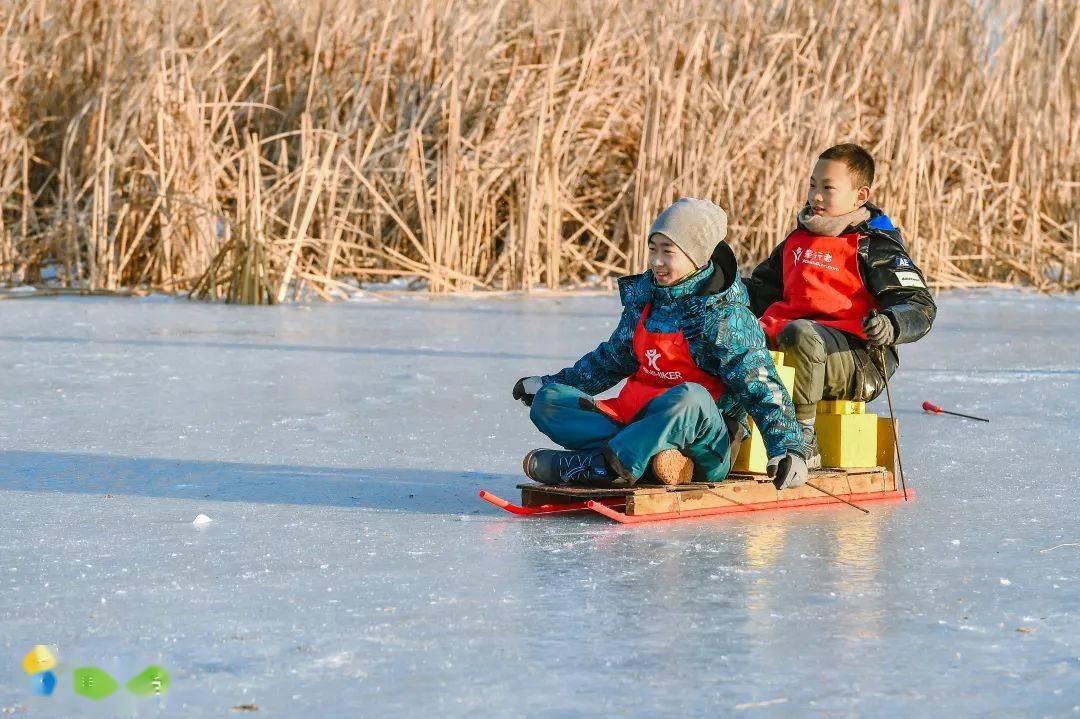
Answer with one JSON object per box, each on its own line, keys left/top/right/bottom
{"left": 595, "top": 304, "right": 727, "bottom": 424}
{"left": 759, "top": 229, "right": 879, "bottom": 344}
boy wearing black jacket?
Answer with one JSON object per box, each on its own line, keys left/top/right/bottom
{"left": 745, "top": 143, "right": 936, "bottom": 467}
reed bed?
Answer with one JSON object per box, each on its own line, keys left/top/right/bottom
{"left": 0, "top": 0, "right": 1076, "bottom": 302}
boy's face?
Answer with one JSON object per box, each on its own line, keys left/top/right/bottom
{"left": 807, "top": 159, "right": 870, "bottom": 216}
{"left": 648, "top": 234, "right": 699, "bottom": 286}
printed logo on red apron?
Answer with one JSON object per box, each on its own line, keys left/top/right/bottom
{"left": 793, "top": 247, "right": 837, "bottom": 271}
{"left": 759, "top": 229, "right": 878, "bottom": 343}
{"left": 642, "top": 348, "right": 682, "bottom": 380}
{"left": 595, "top": 304, "right": 726, "bottom": 424}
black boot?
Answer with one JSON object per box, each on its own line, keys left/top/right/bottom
{"left": 522, "top": 449, "right": 616, "bottom": 486}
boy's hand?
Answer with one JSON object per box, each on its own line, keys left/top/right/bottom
{"left": 767, "top": 453, "right": 808, "bottom": 490}
{"left": 862, "top": 310, "right": 896, "bottom": 348}
{"left": 512, "top": 376, "right": 544, "bottom": 406}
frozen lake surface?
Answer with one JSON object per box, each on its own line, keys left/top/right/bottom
{"left": 0, "top": 289, "right": 1077, "bottom": 717}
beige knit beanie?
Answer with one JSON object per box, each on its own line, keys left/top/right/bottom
{"left": 648, "top": 198, "right": 728, "bottom": 267}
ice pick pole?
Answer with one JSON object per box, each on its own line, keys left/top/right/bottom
{"left": 922, "top": 401, "right": 989, "bottom": 423}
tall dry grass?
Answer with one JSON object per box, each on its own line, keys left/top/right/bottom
{"left": 0, "top": 0, "right": 1076, "bottom": 302}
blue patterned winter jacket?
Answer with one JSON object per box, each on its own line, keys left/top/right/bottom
{"left": 542, "top": 243, "right": 802, "bottom": 459}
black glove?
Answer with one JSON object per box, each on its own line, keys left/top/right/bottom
{"left": 512, "top": 376, "right": 544, "bottom": 406}
{"left": 862, "top": 310, "right": 896, "bottom": 348}
{"left": 767, "top": 452, "right": 808, "bottom": 490}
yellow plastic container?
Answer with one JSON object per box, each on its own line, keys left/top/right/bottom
{"left": 815, "top": 400, "right": 878, "bottom": 468}
{"left": 817, "top": 400, "right": 865, "bottom": 415}
{"left": 733, "top": 351, "right": 795, "bottom": 474}
{"left": 732, "top": 422, "right": 770, "bottom": 474}
{"left": 876, "top": 415, "right": 899, "bottom": 474}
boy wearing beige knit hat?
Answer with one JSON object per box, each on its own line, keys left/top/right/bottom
{"left": 512, "top": 198, "right": 806, "bottom": 490}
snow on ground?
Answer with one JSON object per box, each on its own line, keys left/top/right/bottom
{"left": 0, "top": 289, "right": 1077, "bottom": 717}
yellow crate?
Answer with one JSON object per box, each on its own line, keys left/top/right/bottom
{"left": 732, "top": 422, "right": 770, "bottom": 473}
{"left": 815, "top": 413, "right": 878, "bottom": 468}
{"left": 732, "top": 352, "right": 795, "bottom": 474}
{"left": 817, "top": 400, "right": 866, "bottom": 415}
{"left": 876, "top": 415, "right": 899, "bottom": 475}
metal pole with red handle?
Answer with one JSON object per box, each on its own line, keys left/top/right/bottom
{"left": 878, "top": 348, "right": 908, "bottom": 501}
{"left": 867, "top": 311, "right": 909, "bottom": 501}
{"left": 922, "top": 401, "right": 990, "bottom": 423}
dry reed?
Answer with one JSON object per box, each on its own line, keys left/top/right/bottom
{"left": 0, "top": 0, "right": 1076, "bottom": 302}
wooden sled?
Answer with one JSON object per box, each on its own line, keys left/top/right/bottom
{"left": 479, "top": 467, "right": 912, "bottom": 524}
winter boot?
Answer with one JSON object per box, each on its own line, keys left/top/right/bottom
{"left": 649, "top": 448, "right": 694, "bottom": 485}
{"left": 799, "top": 420, "right": 822, "bottom": 469}
{"left": 522, "top": 449, "right": 617, "bottom": 486}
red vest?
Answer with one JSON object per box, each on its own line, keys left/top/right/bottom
{"left": 595, "top": 304, "right": 727, "bottom": 424}
{"left": 759, "top": 229, "right": 878, "bottom": 344}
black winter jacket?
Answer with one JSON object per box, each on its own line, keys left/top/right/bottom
{"left": 744, "top": 203, "right": 936, "bottom": 346}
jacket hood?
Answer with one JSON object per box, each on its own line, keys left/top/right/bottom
{"left": 855, "top": 202, "right": 900, "bottom": 233}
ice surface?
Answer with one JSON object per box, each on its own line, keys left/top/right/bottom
{"left": 0, "top": 290, "right": 1077, "bottom": 716}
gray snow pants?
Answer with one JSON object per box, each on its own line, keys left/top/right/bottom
{"left": 776, "top": 319, "right": 898, "bottom": 422}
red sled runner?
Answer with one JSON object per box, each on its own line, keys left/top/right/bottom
{"left": 480, "top": 466, "right": 911, "bottom": 524}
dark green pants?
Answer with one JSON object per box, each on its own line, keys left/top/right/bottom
{"left": 776, "top": 320, "right": 897, "bottom": 422}
{"left": 529, "top": 382, "right": 733, "bottom": 482}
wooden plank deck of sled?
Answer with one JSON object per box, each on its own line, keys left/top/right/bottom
{"left": 518, "top": 467, "right": 895, "bottom": 517}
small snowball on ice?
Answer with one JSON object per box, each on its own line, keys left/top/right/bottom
{"left": 192, "top": 514, "right": 213, "bottom": 526}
